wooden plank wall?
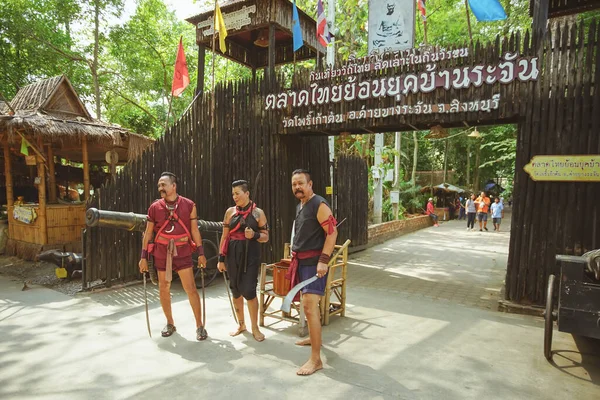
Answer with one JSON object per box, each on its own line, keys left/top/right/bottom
{"left": 335, "top": 155, "right": 369, "bottom": 250}
{"left": 84, "top": 77, "right": 333, "bottom": 288}
{"left": 506, "top": 21, "right": 600, "bottom": 305}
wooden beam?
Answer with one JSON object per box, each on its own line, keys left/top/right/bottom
{"left": 47, "top": 145, "right": 57, "bottom": 203}
{"left": 37, "top": 138, "right": 48, "bottom": 245}
{"left": 82, "top": 136, "right": 90, "bottom": 201}
{"left": 3, "top": 138, "right": 14, "bottom": 207}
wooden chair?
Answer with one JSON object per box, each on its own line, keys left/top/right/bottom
{"left": 259, "top": 241, "right": 349, "bottom": 334}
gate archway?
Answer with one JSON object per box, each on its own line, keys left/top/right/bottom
{"left": 85, "top": 20, "right": 599, "bottom": 307}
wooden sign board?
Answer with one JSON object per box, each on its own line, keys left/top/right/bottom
{"left": 524, "top": 155, "right": 600, "bottom": 182}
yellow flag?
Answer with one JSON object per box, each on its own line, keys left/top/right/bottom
{"left": 214, "top": 3, "right": 228, "bottom": 53}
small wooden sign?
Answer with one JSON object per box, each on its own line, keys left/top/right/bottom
{"left": 25, "top": 155, "right": 36, "bottom": 166}
{"left": 524, "top": 155, "right": 600, "bottom": 182}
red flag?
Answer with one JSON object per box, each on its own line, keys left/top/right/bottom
{"left": 171, "top": 37, "right": 190, "bottom": 97}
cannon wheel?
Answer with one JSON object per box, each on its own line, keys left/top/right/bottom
{"left": 544, "top": 274, "right": 557, "bottom": 361}
{"left": 193, "top": 239, "right": 219, "bottom": 288}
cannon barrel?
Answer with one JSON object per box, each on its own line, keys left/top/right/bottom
{"left": 85, "top": 208, "right": 223, "bottom": 233}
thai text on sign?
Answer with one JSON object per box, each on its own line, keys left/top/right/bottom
{"left": 199, "top": 5, "right": 256, "bottom": 34}
{"left": 524, "top": 155, "right": 600, "bottom": 182}
{"left": 265, "top": 53, "right": 538, "bottom": 110}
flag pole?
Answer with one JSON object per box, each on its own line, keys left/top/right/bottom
{"left": 423, "top": 18, "right": 428, "bottom": 45}
{"left": 164, "top": 93, "right": 173, "bottom": 133}
{"left": 464, "top": 0, "right": 474, "bottom": 48}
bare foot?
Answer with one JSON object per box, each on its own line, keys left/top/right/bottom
{"left": 295, "top": 338, "right": 311, "bottom": 346}
{"left": 296, "top": 358, "right": 323, "bottom": 376}
{"left": 230, "top": 323, "right": 247, "bottom": 337}
{"left": 252, "top": 328, "right": 265, "bottom": 342}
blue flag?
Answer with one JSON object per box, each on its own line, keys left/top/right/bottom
{"left": 468, "top": 0, "right": 507, "bottom": 22}
{"left": 292, "top": 0, "right": 304, "bottom": 51}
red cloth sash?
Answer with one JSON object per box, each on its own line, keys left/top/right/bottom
{"left": 285, "top": 249, "right": 322, "bottom": 301}
{"left": 320, "top": 215, "right": 338, "bottom": 235}
{"left": 220, "top": 202, "right": 256, "bottom": 256}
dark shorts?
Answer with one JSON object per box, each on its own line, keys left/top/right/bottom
{"left": 298, "top": 264, "right": 328, "bottom": 296}
{"left": 477, "top": 213, "right": 488, "bottom": 222}
{"left": 429, "top": 214, "right": 438, "bottom": 222}
{"left": 153, "top": 257, "right": 193, "bottom": 272}
{"left": 493, "top": 217, "right": 502, "bottom": 224}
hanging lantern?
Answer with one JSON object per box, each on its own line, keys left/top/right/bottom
{"left": 424, "top": 125, "right": 448, "bottom": 139}
{"left": 254, "top": 29, "right": 269, "bottom": 48}
{"left": 467, "top": 127, "right": 481, "bottom": 139}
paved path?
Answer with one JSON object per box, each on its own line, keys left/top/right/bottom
{"left": 349, "top": 211, "right": 512, "bottom": 310}
{"left": 1, "top": 209, "right": 599, "bottom": 399}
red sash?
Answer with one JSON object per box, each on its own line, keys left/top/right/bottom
{"left": 285, "top": 249, "right": 322, "bottom": 301}
{"left": 220, "top": 202, "right": 256, "bottom": 256}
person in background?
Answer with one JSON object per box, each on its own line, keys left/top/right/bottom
{"left": 490, "top": 197, "right": 504, "bottom": 231}
{"left": 465, "top": 193, "right": 477, "bottom": 231}
{"left": 475, "top": 191, "right": 491, "bottom": 232}
{"left": 426, "top": 198, "right": 439, "bottom": 227}
{"left": 458, "top": 195, "right": 466, "bottom": 220}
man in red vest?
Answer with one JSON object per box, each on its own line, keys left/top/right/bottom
{"left": 139, "top": 172, "right": 208, "bottom": 340}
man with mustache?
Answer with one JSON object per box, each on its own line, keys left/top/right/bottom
{"left": 287, "top": 169, "right": 338, "bottom": 376}
{"left": 139, "top": 172, "right": 208, "bottom": 340}
{"left": 217, "top": 179, "right": 269, "bottom": 342}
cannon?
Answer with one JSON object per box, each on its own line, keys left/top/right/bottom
{"left": 85, "top": 208, "right": 223, "bottom": 233}
{"left": 544, "top": 249, "right": 600, "bottom": 361}
{"left": 85, "top": 208, "right": 223, "bottom": 287}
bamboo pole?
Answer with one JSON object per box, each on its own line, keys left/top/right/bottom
{"left": 82, "top": 136, "right": 90, "bottom": 201}
{"left": 3, "top": 139, "right": 14, "bottom": 208}
{"left": 37, "top": 138, "right": 47, "bottom": 245}
{"left": 47, "top": 145, "right": 57, "bottom": 203}
{"left": 465, "top": 0, "right": 474, "bottom": 48}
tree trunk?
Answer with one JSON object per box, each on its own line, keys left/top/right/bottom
{"left": 473, "top": 142, "right": 481, "bottom": 192}
{"left": 466, "top": 142, "right": 471, "bottom": 190}
{"left": 411, "top": 131, "right": 418, "bottom": 185}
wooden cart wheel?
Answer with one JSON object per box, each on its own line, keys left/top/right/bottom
{"left": 544, "top": 274, "right": 556, "bottom": 361}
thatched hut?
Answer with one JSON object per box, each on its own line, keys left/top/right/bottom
{"left": 0, "top": 75, "right": 153, "bottom": 258}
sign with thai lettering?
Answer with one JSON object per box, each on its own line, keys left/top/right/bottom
{"left": 524, "top": 155, "right": 600, "bottom": 182}
{"left": 198, "top": 5, "right": 256, "bottom": 35}
{"left": 368, "top": 0, "right": 415, "bottom": 54}
{"left": 266, "top": 52, "right": 538, "bottom": 112}
{"left": 13, "top": 206, "right": 37, "bottom": 224}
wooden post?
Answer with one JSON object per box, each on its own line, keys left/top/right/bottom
{"left": 37, "top": 138, "right": 47, "bottom": 245}
{"left": 196, "top": 44, "right": 206, "bottom": 96}
{"left": 47, "top": 145, "right": 57, "bottom": 203}
{"left": 3, "top": 139, "right": 13, "bottom": 208}
{"left": 82, "top": 136, "right": 90, "bottom": 201}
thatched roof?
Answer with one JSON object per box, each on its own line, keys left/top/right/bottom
{"left": 0, "top": 75, "right": 153, "bottom": 162}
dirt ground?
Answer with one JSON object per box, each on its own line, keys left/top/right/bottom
{"left": 0, "top": 255, "right": 82, "bottom": 296}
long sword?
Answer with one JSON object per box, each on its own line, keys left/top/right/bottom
{"left": 143, "top": 273, "right": 152, "bottom": 337}
{"left": 222, "top": 271, "right": 239, "bottom": 325}
{"left": 281, "top": 239, "right": 351, "bottom": 313}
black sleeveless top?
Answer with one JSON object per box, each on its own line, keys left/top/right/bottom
{"left": 228, "top": 203, "right": 260, "bottom": 234}
{"left": 292, "top": 194, "right": 329, "bottom": 266}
